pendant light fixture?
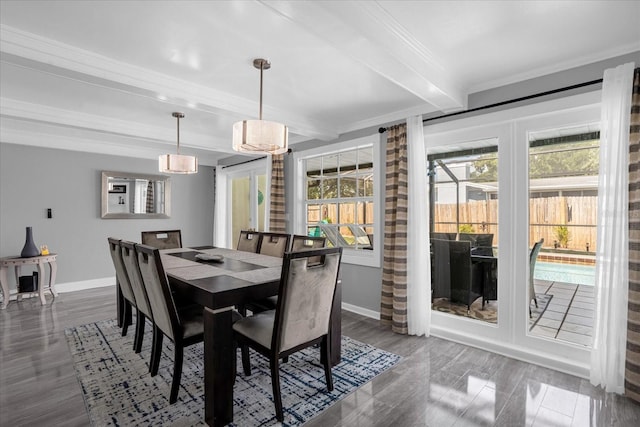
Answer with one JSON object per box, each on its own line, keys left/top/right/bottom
{"left": 159, "top": 112, "right": 198, "bottom": 174}
{"left": 233, "top": 58, "right": 288, "bottom": 155}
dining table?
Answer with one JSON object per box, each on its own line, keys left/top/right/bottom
{"left": 159, "top": 245, "right": 342, "bottom": 427}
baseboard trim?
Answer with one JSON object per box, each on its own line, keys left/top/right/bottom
{"left": 429, "top": 324, "right": 590, "bottom": 379}
{"left": 56, "top": 277, "right": 115, "bottom": 293}
{"left": 340, "top": 302, "right": 589, "bottom": 379}
{"left": 341, "top": 302, "right": 380, "bottom": 320}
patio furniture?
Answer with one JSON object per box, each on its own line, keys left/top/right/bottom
{"left": 431, "top": 239, "right": 482, "bottom": 311}
{"left": 529, "top": 238, "right": 544, "bottom": 317}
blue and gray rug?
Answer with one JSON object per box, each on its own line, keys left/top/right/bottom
{"left": 65, "top": 319, "right": 401, "bottom": 426}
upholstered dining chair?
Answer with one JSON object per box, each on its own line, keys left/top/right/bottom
{"left": 291, "top": 234, "right": 327, "bottom": 252}
{"left": 233, "top": 247, "right": 343, "bottom": 422}
{"left": 529, "top": 238, "right": 545, "bottom": 317}
{"left": 120, "top": 240, "right": 154, "bottom": 356}
{"left": 107, "top": 237, "right": 137, "bottom": 337}
{"left": 236, "top": 230, "right": 260, "bottom": 253}
{"left": 246, "top": 234, "right": 328, "bottom": 315}
{"left": 257, "top": 232, "right": 291, "bottom": 258}
{"left": 134, "top": 243, "right": 206, "bottom": 404}
{"left": 140, "top": 229, "right": 182, "bottom": 249}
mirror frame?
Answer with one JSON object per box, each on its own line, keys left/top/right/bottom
{"left": 101, "top": 171, "right": 171, "bottom": 219}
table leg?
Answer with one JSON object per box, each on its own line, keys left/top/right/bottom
{"left": 48, "top": 260, "right": 58, "bottom": 298}
{"left": 14, "top": 266, "right": 22, "bottom": 302}
{"left": 204, "top": 307, "right": 234, "bottom": 427}
{"left": 0, "top": 267, "right": 9, "bottom": 309}
{"left": 37, "top": 262, "right": 46, "bottom": 305}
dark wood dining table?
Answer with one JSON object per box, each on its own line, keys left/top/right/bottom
{"left": 160, "top": 246, "right": 342, "bottom": 427}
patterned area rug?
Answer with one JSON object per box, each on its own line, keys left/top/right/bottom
{"left": 65, "top": 319, "right": 401, "bottom": 426}
{"left": 432, "top": 293, "right": 553, "bottom": 328}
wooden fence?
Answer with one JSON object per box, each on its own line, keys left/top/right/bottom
{"left": 434, "top": 196, "right": 598, "bottom": 251}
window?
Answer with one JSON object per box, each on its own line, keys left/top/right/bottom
{"left": 294, "top": 135, "right": 381, "bottom": 266}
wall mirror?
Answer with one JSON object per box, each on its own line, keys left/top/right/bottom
{"left": 101, "top": 171, "right": 171, "bottom": 219}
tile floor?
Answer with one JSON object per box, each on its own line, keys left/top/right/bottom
{"left": 531, "top": 280, "right": 595, "bottom": 346}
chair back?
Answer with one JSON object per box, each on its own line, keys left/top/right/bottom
{"left": 291, "top": 235, "right": 326, "bottom": 251}
{"left": 431, "top": 232, "right": 456, "bottom": 241}
{"left": 107, "top": 237, "right": 136, "bottom": 305}
{"left": 141, "top": 230, "right": 182, "bottom": 249}
{"left": 273, "top": 247, "right": 342, "bottom": 353}
{"left": 459, "top": 233, "right": 493, "bottom": 247}
{"left": 135, "top": 243, "right": 180, "bottom": 341}
{"left": 258, "top": 232, "right": 291, "bottom": 258}
{"left": 237, "top": 230, "right": 260, "bottom": 253}
{"left": 120, "top": 240, "right": 153, "bottom": 319}
{"left": 291, "top": 235, "right": 327, "bottom": 265}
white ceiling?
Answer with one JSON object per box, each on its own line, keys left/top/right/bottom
{"left": 1, "top": 1, "right": 638, "bottom": 166}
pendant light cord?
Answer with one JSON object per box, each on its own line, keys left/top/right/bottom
{"left": 258, "top": 61, "right": 264, "bottom": 121}
{"left": 176, "top": 114, "right": 181, "bottom": 154}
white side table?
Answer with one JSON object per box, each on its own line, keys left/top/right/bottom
{"left": 0, "top": 254, "right": 58, "bottom": 309}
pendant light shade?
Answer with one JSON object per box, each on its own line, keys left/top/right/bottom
{"left": 160, "top": 112, "right": 198, "bottom": 174}
{"left": 233, "top": 59, "right": 288, "bottom": 155}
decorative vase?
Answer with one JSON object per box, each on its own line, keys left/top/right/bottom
{"left": 20, "top": 226, "right": 40, "bottom": 258}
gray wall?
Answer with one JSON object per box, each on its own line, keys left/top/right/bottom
{"left": 0, "top": 143, "right": 214, "bottom": 289}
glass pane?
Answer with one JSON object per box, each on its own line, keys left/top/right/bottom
{"left": 340, "top": 150, "right": 357, "bottom": 172}
{"left": 339, "top": 177, "right": 357, "bottom": 198}
{"left": 307, "top": 179, "right": 321, "bottom": 200}
{"left": 322, "top": 178, "right": 338, "bottom": 199}
{"left": 306, "top": 157, "right": 322, "bottom": 178}
{"left": 322, "top": 203, "right": 338, "bottom": 224}
{"left": 357, "top": 201, "right": 374, "bottom": 224}
{"left": 358, "top": 146, "right": 374, "bottom": 170}
{"left": 528, "top": 128, "right": 598, "bottom": 346}
{"left": 307, "top": 204, "right": 321, "bottom": 224}
{"left": 339, "top": 202, "right": 356, "bottom": 224}
{"left": 339, "top": 226, "right": 355, "bottom": 246}
{"left": 429, "top": 139, "right": 499, "bottom": 324}
{"left": 358, "top": 174, "right": 374, "bottom": 197}
{"left": 322, "top": 154, "right": 339, "bottom": 176}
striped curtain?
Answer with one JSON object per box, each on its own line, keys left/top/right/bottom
{"left": 269, "top": 154, "right": 286, "bottom": 233}
{"left": 626, "top": 67, "right": 640, "bottom": 402}
{"left": 380, "top": 124, "right": 409, "bottom": 334}
{"left": 145, "top": 181, "right": 154, "bottom": 213}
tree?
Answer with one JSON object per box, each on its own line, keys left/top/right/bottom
{"left": 470, "top": 141, "right": 599, "bottom": 181}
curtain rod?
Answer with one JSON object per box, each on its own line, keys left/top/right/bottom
{"left": 378, "top": 78, "right": 603, "bottom": 133}
{"left": 220, "top": 148, "right": 292, "bottom": 169}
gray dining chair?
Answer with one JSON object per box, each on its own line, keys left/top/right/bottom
{"left": 246, "top": 235, "right": 328, "bottom": 315}
{"left": 107, "top": 237, "right": 137, "bottom": 337}
{"left": 120, "top": 240, "right": 154, "bottom": 356}
{"left": 135, "top": 243, "right": 206, "bottom": 404}
{"left": 257, "top": 232, "right": 291, "bottom": 258}
{"left": 236, "top": 230, "right": 260, "bottom": 253}
{"left": 233, "top": 247, "right": 343, "bottom": 422}
{"left": 240, "top": 232, "right": 292, "bottom": 316}
{"left": 141, "top": 229, "right": 182, "bottom": 249}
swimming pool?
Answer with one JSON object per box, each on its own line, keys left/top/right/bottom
{"left": 534, "top": 261, "right": 595, "bottom": 286}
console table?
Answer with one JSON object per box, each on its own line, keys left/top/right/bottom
{"left": 0, "top": 254, "right": 58, "bottom": 309}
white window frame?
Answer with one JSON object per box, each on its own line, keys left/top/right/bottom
{"left": 423, "top": 90, "right": 602, "bottom": 378}
{"left": 293, "top": 134, "right": 382, "bottom": 267}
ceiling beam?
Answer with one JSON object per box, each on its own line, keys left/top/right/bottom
{"left": 262, "top": 0, "right": 467, "bottom": 112}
